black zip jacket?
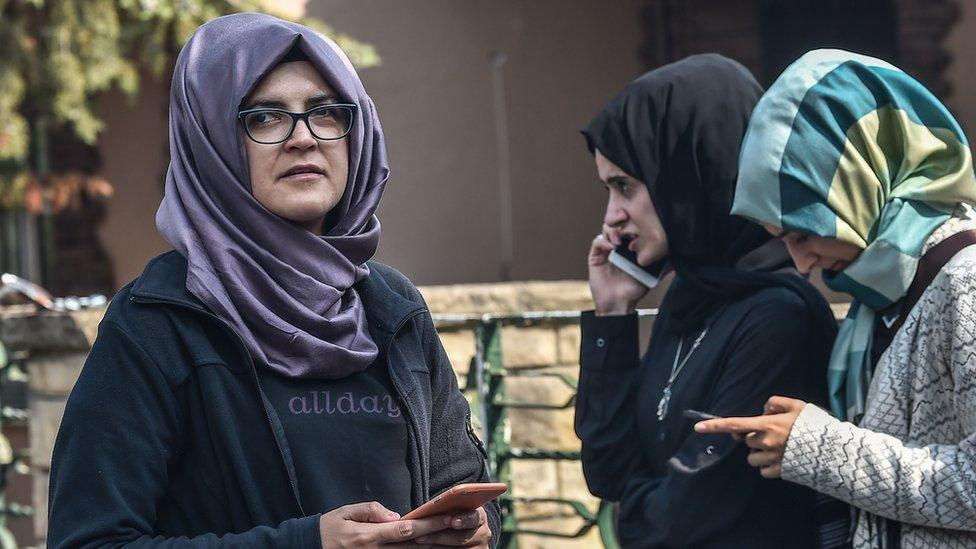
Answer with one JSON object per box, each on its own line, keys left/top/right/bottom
{"left": 47, "top": 251, "right": 500, "bottom": 548}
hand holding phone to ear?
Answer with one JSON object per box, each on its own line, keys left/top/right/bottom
{"left": 589, "top": 226, "right": 651, "bottom": 316}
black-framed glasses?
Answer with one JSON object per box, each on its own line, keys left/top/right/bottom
{"left": 237, "top": 103, "right": 358, "bottom": 144}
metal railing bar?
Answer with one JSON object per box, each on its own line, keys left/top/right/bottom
{"left": 432, "top": 308, "right": 658, "bottom": 329}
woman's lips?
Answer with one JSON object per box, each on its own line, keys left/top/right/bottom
{"left": 279, "top": 171, "right": 324, "bottom": 183}
{"left": 279, "top": 163, "right": 326, "bottom": 182}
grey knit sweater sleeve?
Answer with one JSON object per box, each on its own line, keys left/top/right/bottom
{"left": 781, "top": 246, "right": 976, "bottom": 535}
{"left": 782, "top": 404, "right": 976, "bottom": 530}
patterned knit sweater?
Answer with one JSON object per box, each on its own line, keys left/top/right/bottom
{"left": 782, "top": 209, "right": 976, "bottom": 549}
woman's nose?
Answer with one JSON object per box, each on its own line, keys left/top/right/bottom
{"left": 284, "top": 119, "right": 317, "bottom": 150}
{"left": 785, "top": 242, "right": 817, "bottom": 274}
{"left": 604, "top": 198, "right": 627, "bottom": 228}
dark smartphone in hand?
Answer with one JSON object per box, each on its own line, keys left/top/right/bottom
{"left": 682, "top": 409, "right": 723, "bottom": 421}
{"left": 608, "top": 242, "right": 669, "bottom": 289}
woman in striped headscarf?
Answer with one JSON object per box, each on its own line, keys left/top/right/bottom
{"left": 697, "top": 49, "right": 976, "bottom": 548}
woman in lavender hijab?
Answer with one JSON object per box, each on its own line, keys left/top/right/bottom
{"left": 47, "top": 13, "right": 499, "bottom": 549}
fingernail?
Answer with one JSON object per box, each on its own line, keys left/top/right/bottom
{"left": 453, "top": 518, "right": 463, "bottom": 528}
{"left": 694, "top": 423, "right": 705, "bottom": 432}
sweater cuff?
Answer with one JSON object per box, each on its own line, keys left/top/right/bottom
{"left": 781, "top": 403, "right": 839, "bottom": 486}
{"left": 300, "top": 514, "right": 323, "bottom": 548}
{"left": 579, "top": 310, "right": 639, "bottom": 372}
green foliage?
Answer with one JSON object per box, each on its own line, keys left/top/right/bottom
{"left": 0, "top": 0, "right": 379, "bottom": 204}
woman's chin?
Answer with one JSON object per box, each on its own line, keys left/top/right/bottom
{"left": 637, "top": 250, "right": 667, "bottom": 267}
{"left": 270, "top": 201, "right": 335, "bottom": 226}
{"left": 271, "top": 209, "right": 329, "bottom": 232}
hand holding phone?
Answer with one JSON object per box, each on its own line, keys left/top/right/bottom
{"left": 401, "top": 482, "right": 507, "bottom": 520}
{"left": 319, "top": 501, "right": 450, "bottom": 549}
{"left": 608, "top": 247, "right": 668, "bottom": 289}
{"left": 589, "top": 234, "right": 657, "bottom": 315}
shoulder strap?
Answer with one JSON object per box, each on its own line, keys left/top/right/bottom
{"left": 874, "top": 229, "right": 976, "bottom": 358}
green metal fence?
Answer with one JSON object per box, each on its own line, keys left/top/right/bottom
{"left": 433, "top": 310, "right": 657, "bottom": 549}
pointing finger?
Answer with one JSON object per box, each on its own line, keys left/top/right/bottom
{"left": 695, "top": 415, "right": 767, "bottom": 434}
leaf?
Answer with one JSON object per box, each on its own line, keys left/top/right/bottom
{"left": 0, "top": 0, "right": 380, "bottom": 203}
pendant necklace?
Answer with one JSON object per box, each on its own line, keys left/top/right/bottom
{"left": 656, "top": 326, "right": 709, "bottom": 421}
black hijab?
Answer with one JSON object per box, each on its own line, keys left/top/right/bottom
{"left": 583, "top": 54, "right": 835, "bottom": 342}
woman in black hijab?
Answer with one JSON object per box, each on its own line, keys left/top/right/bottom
{"left": 574, "top": 54, "right": 838, "bottom": 548}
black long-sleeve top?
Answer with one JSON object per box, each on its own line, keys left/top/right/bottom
{"left": 576, "top": 285, "right": 828, "bottom": 548}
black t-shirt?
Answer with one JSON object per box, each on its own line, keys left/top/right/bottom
{"left": 257, "top": 363, "right": 413, "bottom": 515}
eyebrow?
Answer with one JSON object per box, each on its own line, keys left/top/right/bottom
{"left": 243, "top": 92, "right": 341, "bottom": 110}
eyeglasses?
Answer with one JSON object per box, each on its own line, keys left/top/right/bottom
{"left": 237, "top": 103, "right": 357, "bottom": 144}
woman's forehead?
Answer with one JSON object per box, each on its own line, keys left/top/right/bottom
{"left": 245, "top": 61, "right": 338, "bottom": 106}
{"left": 594, "top": 149, "right": 633, "bottom": 181}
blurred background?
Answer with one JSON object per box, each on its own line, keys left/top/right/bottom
{"left": 5, "top": 0, "right": 971, "bottom": 298}
{"left": 0, "top": 0, "right": 974, "bottom": 547}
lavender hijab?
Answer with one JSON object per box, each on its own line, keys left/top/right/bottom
{"left": 156, "top": 13, "right": 386, "bottom": 379}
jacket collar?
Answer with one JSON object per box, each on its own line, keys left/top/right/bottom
{"left": 130, "top": 251, "right": 425, "bottom": 348}
{"left": 129, "top": 251, "right": 205, "bottom": 310}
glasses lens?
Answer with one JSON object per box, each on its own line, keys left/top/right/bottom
{"left": 243, "top": 111, "right": 291, "bottom": 143}
{"left": 308, "top": 106, "right": 353, "bottom": 139}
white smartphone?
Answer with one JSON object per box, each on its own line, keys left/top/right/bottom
{"left": 608, "top": 245, "right": 668, "bottom": 289}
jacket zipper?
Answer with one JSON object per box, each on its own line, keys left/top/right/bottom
{"left": 464, "top": 410, "right": 488, "bottom": 460}
{"left": 382, "top": 308, "right": 429, "bottom": 500}
{"left": 129, "top": 295, "right": 307, "bottom": 517}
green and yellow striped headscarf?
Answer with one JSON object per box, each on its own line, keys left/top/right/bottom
{"left": 732, "top": 49, "right": 976, "bottom": 422}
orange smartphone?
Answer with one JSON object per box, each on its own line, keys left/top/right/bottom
{"left": 401, "top": 482, "right": 507, "bottom": 520}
